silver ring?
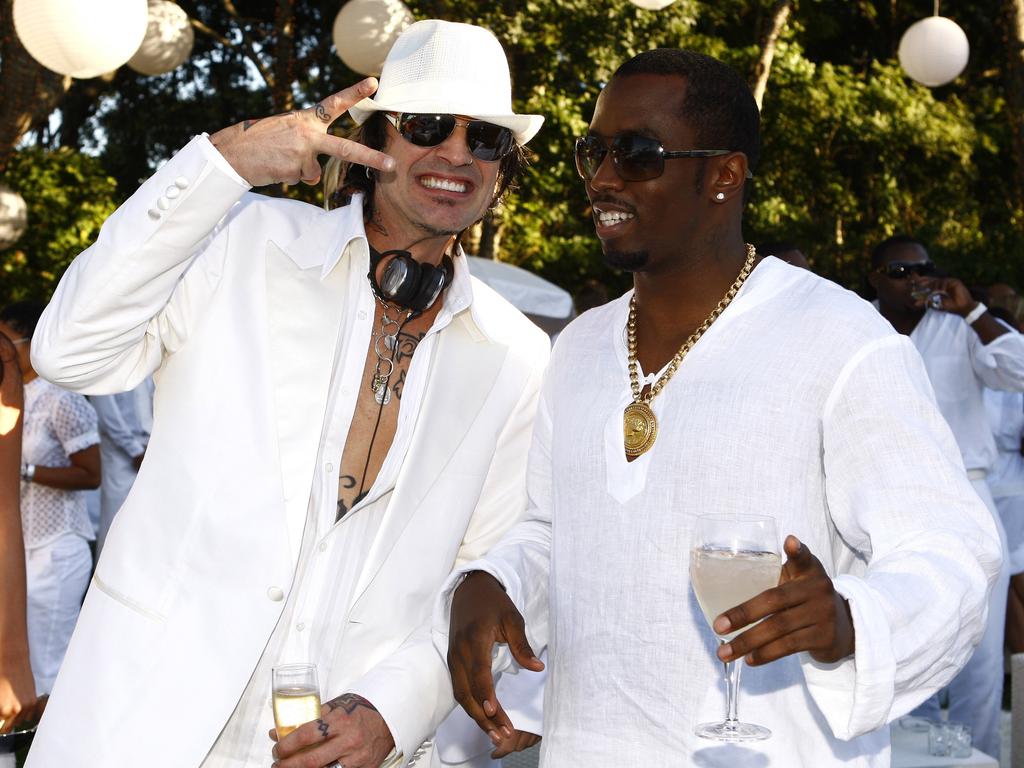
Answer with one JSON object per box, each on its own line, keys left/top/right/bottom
{"left": 326, "top": 763, "right": 344, "bottom": 768}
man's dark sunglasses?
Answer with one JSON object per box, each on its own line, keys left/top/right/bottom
{"left": 875, "top": 261, "right": 937, "bottom": 279}
{"left": 384, "top": 112, "right": 515, "bottom": 162}
{"left": 574, "top": 133, "right": 752, "bottom": 183}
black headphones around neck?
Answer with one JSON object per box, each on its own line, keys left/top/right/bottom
{"left": 368, "top": 247, "right": 454, "bottom": 314}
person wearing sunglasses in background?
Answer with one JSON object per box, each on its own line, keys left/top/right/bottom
{"left": 439, "top": 49, "right": 1002, "bottom": 767}
{"left": 870, "top": 234, "right": 1024, "bottom": 758}
{"left": 26, "top": 20, "right": 550, "bottom": 768}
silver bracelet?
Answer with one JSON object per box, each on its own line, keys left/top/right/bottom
{"left": 964, "top": 302, "right": 987, "bottom": 325}
{"left": 21, "top": 463, "right": 35, "bottom": 482}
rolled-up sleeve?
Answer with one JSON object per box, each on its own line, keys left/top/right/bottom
{"left": 968, "top": 324, "right": 1024, "bottom": 392}
{"left": 804, "top": 334, "right": 1002, "bottom": 739}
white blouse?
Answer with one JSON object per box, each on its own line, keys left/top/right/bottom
{"left": 21, "top": 377, "right": 99, "bottom": 548}
{"left": 438, "top": 257, "right": 1001, "bottom": 768}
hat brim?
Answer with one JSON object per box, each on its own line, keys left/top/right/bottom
{"left": 349, "top": 97, "right": 544, "bottom": 146}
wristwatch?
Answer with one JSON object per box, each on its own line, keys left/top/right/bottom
{"left": 20, "top": 463, "right": 35, "bottom": 482}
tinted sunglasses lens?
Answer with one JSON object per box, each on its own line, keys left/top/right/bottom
{"left": 575, "top": 137, "right": 605, "bottom": 180}
{"left": 466, "top": 122, "right": 514, "bottom": 161}
{"left": 613, "top": 135, "right": 665, "bottom": 181}
{"left": 397, "top": 114, "right": 455, "bottom": 147}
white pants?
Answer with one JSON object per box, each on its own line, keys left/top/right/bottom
{"left": 26, "top": 533, "right": 92, "bottom": 694}
{"left": 913, "top": 477, "right": 1009, "bottom": 759}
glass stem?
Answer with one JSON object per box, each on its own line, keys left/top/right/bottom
{"left": 722, "top": 650, "right": 743, "bottom": 726}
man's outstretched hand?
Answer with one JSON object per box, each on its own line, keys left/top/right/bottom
{"left": 210, "top": 78, "right": 395, "bottom": 188}
{"left": 447, "top": 571, "right": 544, "bottom": 750}
{"left": 714, "top": 535, "right": 855, "bottom": 666}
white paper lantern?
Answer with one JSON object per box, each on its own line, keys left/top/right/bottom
{"left": 0, "top": 186, "right": 28, "bottom": 251}
{"left": 13, "top": 0, "right": 148, "bottom": 79}
{"left": 630, "top": 0, "right": 678, "bottom": 9}
{"left": 333, "top": 0, "right": 414, "bottom": 77}
{"left": 127, "top": 0, "right": 195, "bottom": 76}
{"left": 898, "top": 15, "right": 970, "bottom": 87}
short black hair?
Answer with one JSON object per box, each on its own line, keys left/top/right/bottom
{"left": 0, "top": 300, "right": 45, "bottom": 339}
{"left": 611, "top": 49, "right": 761, "bottom": 177}
{"left": 871, "top": 234, "right": 927, "bottom": 268}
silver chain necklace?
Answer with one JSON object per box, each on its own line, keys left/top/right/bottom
{"left": 369, "top": 297, "right": 413, "bottom": 406}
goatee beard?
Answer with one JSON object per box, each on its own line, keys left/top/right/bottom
{"left": 602, "top": 249, "right": 649, "bottom": 271}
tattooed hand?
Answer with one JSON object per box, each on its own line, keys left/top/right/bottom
{"left": 271, "top": 693, "right": 394, "bottom": 768}
{"left": 209, "top": 78, "right": 395, "bottom": 188}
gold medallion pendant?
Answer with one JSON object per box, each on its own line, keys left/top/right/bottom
{"left": 624, "top": 401, "right": 658, "bottom": 458}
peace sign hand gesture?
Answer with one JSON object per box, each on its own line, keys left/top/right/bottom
{"left": 209, "top": 77, "right": 395, "bottom": 188}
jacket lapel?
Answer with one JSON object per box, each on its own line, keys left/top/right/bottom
{"left": 265, "top": 240, "right": 350, "bottom": 564}
{"left": 351, "top": 311, "right": 508, "bottom": 601}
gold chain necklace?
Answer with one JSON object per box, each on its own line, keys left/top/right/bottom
{"left": 624, "top": 243, "right": 757, "bottom": 458}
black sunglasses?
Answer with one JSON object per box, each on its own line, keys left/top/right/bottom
{"left": 875, "top": 260, "right": 937, "bottom": 279}
{"left": 384, "top": 113, "right": 515, "bottom": 162}
{"left": 574, "top": 134, "right": 750, "bottom": 183}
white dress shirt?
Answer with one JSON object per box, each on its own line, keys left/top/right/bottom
{"left": 908, "top": 309, "right": 1024, "bottom": 473}
{"left": 202, "top": 244, "right": 475, "bottom": 766}
{"left": 985, "top": 387, "right": 1024, "bottom": 572}
{"left": 437, "top": 257, "right": 1001, "bottom": 767}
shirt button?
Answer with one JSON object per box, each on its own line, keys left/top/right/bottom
{"left": 147, "top": 209, "right": 161, "bottom": 220}
{"left": 165, "top": 185, "right": 180, "bottom": 199}
{"left": 175, "top": 176, "right": 190, "bottom": 189}
{"left": 325, "top": 462, "right": 334, "bottom": 473}
{"left": 296, "top": 622, "right": 306, "bottom": 632}
{"left": 358, "top": 310, "right": 367, "bottom": 320}
{"left": 157, "top": 196, "right": 171, "bottom": 211}
{"left": 266, "top": 586, "right": 284, "bottom": 602}
{"left": 318, "top": 541, "right": 328, "bottom": 553}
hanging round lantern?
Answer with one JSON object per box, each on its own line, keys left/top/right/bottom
{"left": 630, "top": 0, "right": 678, "bottom": 9}
{"left": 127, "top": 0, "right": 195, "bottom": 77}
{"left": 0, "top": 185, "right": 28, "bottom": 251}
{"left": 13, "top": 0, "right": 148, "bottom": 79}
{"left": 332, "top": 0, "right": 414, "bottom": 77}
{"left": 898, "top": 16, "right": 970, "bottom": 87}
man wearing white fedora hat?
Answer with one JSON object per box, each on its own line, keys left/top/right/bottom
{"left": 28, "top": 18, "right": 547, "bottom": 768}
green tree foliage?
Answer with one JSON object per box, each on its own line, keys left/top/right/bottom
{"left": 2, "top": 0, "right": 1022, "bottom": 301}
{"left": 0, "top": 148, "right": 119, "bottom": 304}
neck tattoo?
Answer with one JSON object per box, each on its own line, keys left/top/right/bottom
{"left": 623, "top": 243, "right": 757, "bottom": 458}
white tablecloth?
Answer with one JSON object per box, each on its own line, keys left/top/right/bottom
{"left": 891, "top": 722, "right": 999, "bottom": 767}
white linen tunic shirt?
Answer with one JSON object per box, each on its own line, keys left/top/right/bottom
{"left": 438, "top": 258, "right": 1001, "bottom": 767}
{"left": 908, "top": 309, "right": 1024, "bottom": 473}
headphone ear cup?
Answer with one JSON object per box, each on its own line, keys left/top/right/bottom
{"left": 410, "top": 264, "right": 447, "bottom": 312}
{"left": 378, "top": 253, "right": 421, "bottom": 306}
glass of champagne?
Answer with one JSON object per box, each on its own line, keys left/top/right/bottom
{"left": 689, "top": 513, "right": 782, "bottom": 741}
{"left": 272, "top": 663, "right": 322, "bottom": 739}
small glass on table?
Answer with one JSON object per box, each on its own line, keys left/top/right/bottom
{"left": 272, "top": 663, "right": 322, "bottom": 739}
{"left": 689, "top": 513, "right": 782, "bottom": 741}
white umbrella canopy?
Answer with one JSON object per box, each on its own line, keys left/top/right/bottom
{"left": 465, "top": 256, "right": 574, "bottom": 336}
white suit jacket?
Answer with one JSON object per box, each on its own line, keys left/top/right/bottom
{"left": 27, "top": 136, "right": 550, "bottom": 767}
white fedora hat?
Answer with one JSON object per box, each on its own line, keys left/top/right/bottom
{"left": 348, "top": 19, "right": 544, "bottom": 146}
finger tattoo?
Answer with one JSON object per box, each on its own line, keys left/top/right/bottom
{"left": 317, "top": 718, "right": 330, "bottom": 740}
{"left": 315, "top": 103, "right": 332, "bottom": 124}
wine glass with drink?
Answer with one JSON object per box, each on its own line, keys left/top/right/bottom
{"left": 689, "top": 513, "right": 782, "bottom": 741}
{"left": 272, "top": 663, "right": 322, "bottom": 739}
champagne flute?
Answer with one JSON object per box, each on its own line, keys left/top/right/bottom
{"left": 272, "top": 663, "right": 322, "bottom": 739}
{"left": 689, "top": 513, "right": 782, "bottom": 741}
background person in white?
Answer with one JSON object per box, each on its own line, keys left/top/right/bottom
{"left": 0, "top": 302, "right": 101, "bottom": 697}
{"left": 26, "top": 20, "right": 549, "bottom": 768}
{"left": 90, "top": 378, "right": 153, "bottom": 559}
{"left": 869, "top": 235, "right": 1024, "bottom": 758}
{"left": 438, "top": 49, "right": 1002, "bottom": 767}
